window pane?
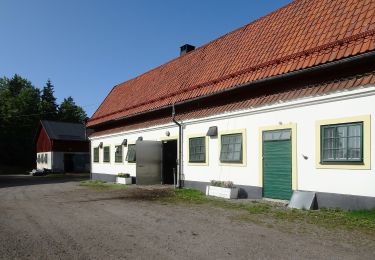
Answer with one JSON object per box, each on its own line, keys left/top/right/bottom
{"left": 220, "top": 133, "right": 243, "bottom": 163}
{"left": 126, "top": 144, "right": 136, "bottom": 162}
{"left": 321, "top": 122, "right": 363, "bottom": 163}
{"left": 115, "top": 145, "right": 123, "bottom": 163}
{"left": 324, "top": 127, "right": 335, "bottom": 138}
{"left": 189, "top": 137, "right": 206, "bottom": 163}
{"left": 93, "top": 148, "right": 99, "bottom": 162}
{"left": 263, "top": 129, "right": 291, "bottom": 141}
{"left": 337, "top": 126, "right": 347, "bottom": 138}
{"left": 348, "top": 125, "right": 361, "bottom": 137}
{"left": 103, "top": 147, "right": 110, "bottom": 162}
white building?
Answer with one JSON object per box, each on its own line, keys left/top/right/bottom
{"left": 87, "top": 0, "right": 375, "bottom": 209}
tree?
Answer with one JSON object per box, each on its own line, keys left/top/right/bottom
{"left": 40, "top": 79, "right": 58, "bottom": 120}
{"left": 58, "top": 96, "right": 87, "bottom": 123}
{"left": 0, "top": 74, "right": 88, "bottom": 170}
{"left": 0, "top": 74, "right": 41, "bottom": 168}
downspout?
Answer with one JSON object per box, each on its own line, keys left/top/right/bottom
{"left": 84, "top": 119, "right": 92, "bottom": 180}
{"left": 172, "top": 103, "right": 183, "bottom": 188}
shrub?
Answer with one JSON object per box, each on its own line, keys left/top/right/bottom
{"left": 210, "top": 180, "right": 235, "bottom": 188}
{"left": 118, "top": 173, "right": 130, "bottom": 178}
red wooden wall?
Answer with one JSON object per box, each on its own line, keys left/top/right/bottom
{"left": 51, "top": 140, "right": 89, "bottom": 152}
{"left": 36, "top": 127, "right": 52, "bottom": 152}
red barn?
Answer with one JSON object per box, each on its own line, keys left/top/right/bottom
{"left": 35, "top": 120, "right": 90, "bottom": 172}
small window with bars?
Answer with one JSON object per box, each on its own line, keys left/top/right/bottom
{"left": 126, "top": 144, "right": 136, "bottom": 163}
{"left": 321, "top": 122, "right": 363, "bottom": 163}
{"left": 93, "top": 147, "right": 99, "bottom": 162}
{"left": 189, "top": 137, "right": 206, "bottom": 163}
{"left": 220, "top": 133, "right": 243, "bottom": 163}
{"left": 103, "top": 146, "right": 110, "bottom": 163}
{"left": 115, "top": 145, "right": 123, "bottom": 163}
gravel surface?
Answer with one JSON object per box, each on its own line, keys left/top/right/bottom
{"left": 0, "top": 175, "right": 374, "bottom": 260}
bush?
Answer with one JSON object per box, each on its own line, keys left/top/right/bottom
{"left": 118, "top": 173, "right": 130, "bottom": 178}
{"left": 210, "top": 180, "right": 235, "bottom": 188}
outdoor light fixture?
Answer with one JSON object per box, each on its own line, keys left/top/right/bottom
{"left": 137, "top": 136, "right": 143, "bottom": 141}
{"left": 121, "top": 139, "right": 128, "bottom": 146}
{"left": 206, "top": 126, "right": 218, "bottom": 137}
{"left": 98, "top": 142, "right": 103, "bottom": 148}
{"left": 165, "top": 131, "right": 170, "bottom": 136}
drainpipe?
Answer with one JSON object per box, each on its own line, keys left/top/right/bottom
{"left": 172, "top": 103, "right": 183, "bottom": 188}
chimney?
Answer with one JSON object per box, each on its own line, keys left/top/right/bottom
{"left": 180, "top": 44, "right": 195, "bottom": 56}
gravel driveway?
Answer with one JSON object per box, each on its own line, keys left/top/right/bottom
{"left": 0, "top": 175, "right": 374, "bottom": 260}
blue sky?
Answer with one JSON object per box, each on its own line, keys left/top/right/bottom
{"left": 0, "top": 0, "right": 291, "bottom": 116}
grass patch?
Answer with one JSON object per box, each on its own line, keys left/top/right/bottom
{"left": 162, "top": 188, "right": 375, "bottom": 235}
{"left": 79, "top": 180, "right": 128, "bottom": 190}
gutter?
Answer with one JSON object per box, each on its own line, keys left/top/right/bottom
{"left": 90, "top": 50, "right": 375, "bottom": 128}
{"left": 172, "top": 104, "right": 183, "bottom": 188}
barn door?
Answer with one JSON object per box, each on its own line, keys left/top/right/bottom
{"left": 262, "top": 129, "right": 292, "bottom": 200}
{"left": 136, "top": 140, "right": 162, "bottom": 185}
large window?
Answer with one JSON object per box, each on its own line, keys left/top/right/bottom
{"left": 321, "top": 122, "right": 363, "bottom": 163}
{"left": 126, "top": 144, "right": 136, "bottom": 163}
{"left": 115, "top": 145, "right": 123, "bottom": 163}
{"left": 103, "top": 146, "right": 110, "bottom": 163}
{"left": 220, "top": 133, "right": 243, "bottom": 163}
{"left": 93, "top": 147, "right": 99, "bottom": 162}
{"left": 44, "top": 154, "right": 48, "bottom": 164}
{"left": 189, "top": 137, "right": 206, "bottom": 163}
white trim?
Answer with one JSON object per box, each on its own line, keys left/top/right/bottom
{"left": 89, "top": 85, "right": 375, "bottom": 140}
{"left": 186, "top": 85, "right": 375, "bottom": 125}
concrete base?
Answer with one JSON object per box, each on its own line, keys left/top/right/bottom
{"left": 314, "top": 191, "right": 375, "bottom": 210}
{"left": 91, "top": 172, "right": 117, "bottom": 182}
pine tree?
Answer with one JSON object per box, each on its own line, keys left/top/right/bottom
{"left": 0, "top": 74, "right": 41, "bottom": 168}
{"left": 40, "top": 79, "right": 58, "bottom": 120}
{"left": 58, "top": 96, "right": 87, "bottom": 123}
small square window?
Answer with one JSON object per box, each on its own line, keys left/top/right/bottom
{"left": 321, "top": 122, "right": 363, "bottom": 163}
{"left": 126, "top": 144, "right": 136, "bottom": 163}
{"left": 103, "top": 146, "right": 110, "bottom": 163}
{"left": 189, "top": 137, "right": 206, "bottom": 163}
{"left": 220, "top": 133, "right": 243, "bottom": 163}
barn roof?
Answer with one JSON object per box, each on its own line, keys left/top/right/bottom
{"left": 88, "top": 0, "right": 375, "bottom": 127}
{"left": 41, "top": 120, "right": 87, "bottom": 141}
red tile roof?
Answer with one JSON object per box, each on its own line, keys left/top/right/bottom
{"left": 88, "top": 0, "right": 375, "bottom": 127}
{"left": 90, "top": 70, "right": 375, "bottom": 137}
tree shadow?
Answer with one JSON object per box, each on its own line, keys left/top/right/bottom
{"left": 0, "top": 174, "right": 89, "bottom": 188}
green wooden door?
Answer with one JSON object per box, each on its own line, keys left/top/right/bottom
{"left": 263, "top": 130, "right": 292, "bottom": 200}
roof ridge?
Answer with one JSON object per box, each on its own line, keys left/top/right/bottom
{"left": 109, "top": 0, "right": 298, "bottom": 91}
{"left": 42, "top": 120, "right": 84, "bottom": 125}
{"left": 89, "top": 28, "right": 375, "bottom": 123}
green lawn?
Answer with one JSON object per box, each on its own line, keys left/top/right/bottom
{"left": 164, "top": 189, "right": 375, "bottom": 235}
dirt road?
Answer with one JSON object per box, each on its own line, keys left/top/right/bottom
{"left": 0, "top": 175, "right": 374, "bottom": 259}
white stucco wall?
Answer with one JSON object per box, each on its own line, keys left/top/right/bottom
{"left": 37, "top": 151, "right": 90, "bottom": 172}
{"left": 36, "top": 152, "right": 52, "bottom": 170}
{"left": 90, "top": 86, "right": 375, "bottom": 197}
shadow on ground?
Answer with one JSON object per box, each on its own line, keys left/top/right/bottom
{"left": 0, "top": 174, "right": 89, "bottom": 188}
